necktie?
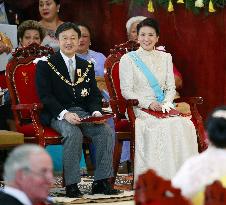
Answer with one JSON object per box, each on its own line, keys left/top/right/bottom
{"left": 68, "top": 59, "right": 75, "bottom": 83}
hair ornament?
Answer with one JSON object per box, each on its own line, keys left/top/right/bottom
{"left": 212, "top": 110, "right": 226, "bottom": 119}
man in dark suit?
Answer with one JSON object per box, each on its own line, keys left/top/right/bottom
{"left": 36, "top": 22, "right": 119, "bottom": 198}
{"left": 0, "top": 144, "right": 54, "bottom": 205}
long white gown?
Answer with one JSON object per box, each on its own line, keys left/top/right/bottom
{"left": 119, "top": 47, "right": 198, "bottom": 181}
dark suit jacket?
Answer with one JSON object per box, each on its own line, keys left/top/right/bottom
{"left": 4, "top": 1, "right": 23, "bottom": 25}
{"left": 36, "top": 51, "right": 102, "bottom": 125}
{"left": 0, "top": 191, "right": 24, "bottom": 205}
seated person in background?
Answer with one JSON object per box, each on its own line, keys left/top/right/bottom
{"left": 36, "top": 22, "right": 119, "bottom": 197}
{"left": 0, "top": 20, "right": 46, "bottom": 131}
{"left": 126, "top": 16, "right": 146, "bottom": 42}
{"left": 0, "top": 144, "right": 54, "bottom": 205}
{"left": 39, "top": 0, "right": 63, "bottom": 51}
{"left": 17, "top": 20, "right": 46, "bottom": 48}
{"left": 172, "top": 106, "right": 226, "bottom": 205}
{"left": 76, "top": 23, "right": 106, "bottom": 77}
{"left": 119, "top": 18, "right": 198, "bottom": 182}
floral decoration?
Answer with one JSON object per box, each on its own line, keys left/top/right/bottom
{"left": 110, "top": 0, "right": 225, "bottom": 14}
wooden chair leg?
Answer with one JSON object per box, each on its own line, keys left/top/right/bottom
{"left": 111, "top": 137, "right": 123, "bottom": 186}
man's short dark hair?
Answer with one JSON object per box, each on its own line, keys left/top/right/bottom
{"left": 55, "top": 22, "right": 81, "bottom": 39}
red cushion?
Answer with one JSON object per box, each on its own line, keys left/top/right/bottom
{"left": 13, "top": 63, "right": 41, "bottom": 118}
{"left": 114, "top": 119, "right": 131, "bottom": 132}
{"left": 18, "top": 124, "right": 60, "bottom": 137}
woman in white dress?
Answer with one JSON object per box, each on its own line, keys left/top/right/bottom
{"left": 119, "top": 18, "right": 198, "bottom": 181}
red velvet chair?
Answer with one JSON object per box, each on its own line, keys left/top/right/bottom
{"left": 135, "top": 169, "right": 191, "bottom": 205}
{"left": 5, "top": 43, "right": 61, "bottom": 146}
{"left": 104, "top": 40, "right": 208, "bottom": 187}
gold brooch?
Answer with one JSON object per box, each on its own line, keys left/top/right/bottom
{"left": 77, "top": 69, "right": 81, "bottom": 77}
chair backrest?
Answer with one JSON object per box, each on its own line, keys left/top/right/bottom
{"left": 6, "top": 43, "right": 54, "bottom": 125}
{"left": 204, "top": 180, "right": 226, "bottom": 205}
{"left": 135, "top": 169, "right": 191, "bottom": 205}
{"left": 104, "top": 40, "right": 139, "bottom": 120}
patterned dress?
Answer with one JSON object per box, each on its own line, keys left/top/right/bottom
{"left": 119, "top": 47, "right": 198, "bottom": 181}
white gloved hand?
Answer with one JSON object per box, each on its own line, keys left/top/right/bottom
{"left": 161, "top": 102, "right": 175, "bottom": 113}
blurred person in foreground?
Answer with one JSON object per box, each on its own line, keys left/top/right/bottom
{"left": 0, "top": 144, "right": 54, "bottom": 205}
{"left": 173, "top": 106, "right": 226, "bottom": 205}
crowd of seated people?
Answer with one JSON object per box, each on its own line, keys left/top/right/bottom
{"left": 0, "top": 2, "right": 209, "bottom": 202}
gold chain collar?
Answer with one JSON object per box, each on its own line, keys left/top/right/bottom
{"left": 47, "top": 61, "right": 92, "bottom": 87}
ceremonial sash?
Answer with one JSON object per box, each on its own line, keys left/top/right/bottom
{"left": 128, "top": 51, "right": 165, "bottom": 103}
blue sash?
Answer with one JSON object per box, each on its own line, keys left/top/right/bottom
{"left": 128, "top": 51, "right": 165, "bottom": 102}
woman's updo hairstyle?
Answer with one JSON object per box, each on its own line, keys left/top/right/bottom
{"left": 137, "top": 17, "right": 160, "bottom": 36}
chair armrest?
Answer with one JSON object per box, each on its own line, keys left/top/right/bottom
{"left": 12, "top": 103, "right": 46, "bottom": 146}
{"left": 11, "top": 103, "right": 43, "bottom": 111}
{"left": 174, "top": 96, "right": 208, "bottom": 152}
{"left": 109, "top": 99, "right": 139, "bottom": 107}
{"left": 174, "top": 96, "right": 203, "bottom": 105}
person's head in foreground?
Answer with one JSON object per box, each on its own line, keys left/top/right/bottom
{"left": 205, "top": 105, "right": 226, "bottom": 148}
{"left": 17, "top": 20, "right": 46, "bottom": 47}
{"left": 3, "top": 144, "right": 53, "bottom": 204}
{"left": 126, "top": 16, "right": 146, "bottom": 42}
{"left": 136, "top": 17, "right": 160, "bottom": 52}
{"left": 55, "top": 22, "right": 81, "bottom": 58}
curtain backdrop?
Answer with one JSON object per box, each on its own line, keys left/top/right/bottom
{"left": 22, "top": 0, "right": 225, "bottom": 118}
